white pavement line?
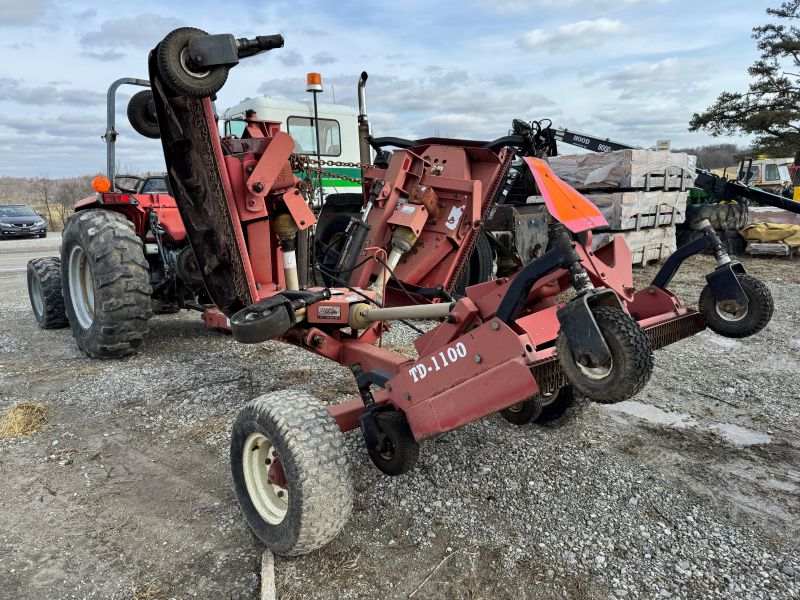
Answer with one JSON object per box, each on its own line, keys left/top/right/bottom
{"left": 0, "top": 268, "right": 25, "bottom": 273}
{"left": 261, "top": 549, "right": 275, "bottom": 600}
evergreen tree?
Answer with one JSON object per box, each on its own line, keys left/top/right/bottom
{"left": 689, "top": 2, "right": 800, "bottom": 160}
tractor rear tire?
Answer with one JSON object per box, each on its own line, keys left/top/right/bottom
{"left": 27, "top": 257, "right": 68, "bottom": 329}
{"left": 157, "top": 27, "right": 229, "bottom": 98}
{"left": 127, "top": 90, "right": 160, "bottom": 139}
{"left": 61, "top": 210, "right": 152, "bottom": 358}
{"left": 231, "top": 390, "right": 353, "bottom": 556}
{"left": 556, "top": 307, "right": 653, "bottom": 404}
{"left": 698, "top": 274, "right": 773, "bottom": 338}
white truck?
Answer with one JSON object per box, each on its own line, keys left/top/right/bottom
{"left": 220, "top": 96, "right": 362, "bottom": 200}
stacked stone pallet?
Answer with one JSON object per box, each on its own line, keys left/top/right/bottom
{"left": 549, "top": 149, "right": 697, "bottom": 266}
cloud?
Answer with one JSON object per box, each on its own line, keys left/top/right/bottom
{"left": 476, "top": 0, "right": 655, "bottom": 11}
{"left": 0, "top": 0, "right": 49, "bottom": 25}
{"left": 278, "top": 49, "right": 303, "bottom": 67}
{"left": 0, "top": 78, "right": 106, "bottom": 106}
{"left": 483, "top": 73, "right": 520, "bottom": 88}
{"left": 311, "top": 52, "right": 337, "bottom": 66}
{"left": 588, "top": 102, "right": 698, "bottom": 148}
{"left": 254, "top": 69, "right": 558, "bottom": 140}
{"left": 79, "top": 14, "right": 184, "bottom": 49}
{"left": 516, "top": 18, "right": 628, "bottom": 53}
{"left": 84, "top": 50, "right": 126, "bottom": 62}
{"left": 587, "top": 57, "right": 708, "bottom": 101}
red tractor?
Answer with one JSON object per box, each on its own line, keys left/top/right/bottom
{"left": 139, "top": 27, "right": 773, "bottom": 557}
{"left": 26, "top": 78, "right": 210, "bottom": 357}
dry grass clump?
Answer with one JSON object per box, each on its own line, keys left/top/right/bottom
{"left": 0, "top": 402, "right": 48, "bottom": 438}
{"left": 130, "top": 581, "right": 160, "bottom": 599}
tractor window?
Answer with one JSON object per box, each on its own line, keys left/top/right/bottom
{"left": 764, "top": 163, "right": 780, "bottom": 181}
{"left": 738, "top": 166, "right": 760, "bottom": 183}
{"left": 141, "top": 177, "right": 169, "bottom": 194}
{"left": 225, "top": 119, "right": 247, "bottom": 138}
{"left": 287, "top": 117, "right": 341, "bottom": 156}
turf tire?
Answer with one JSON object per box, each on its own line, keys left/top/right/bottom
{"left": 556, "top": 307, "right": 653, "bottom": 404}
{"left": 698, "top": 274, "right": 773, "bottom": 338}
{"left": 231, "top": 390, "right": 353, "bottom": 556}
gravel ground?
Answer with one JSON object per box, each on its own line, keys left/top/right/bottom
{"left": 0, "top": 236, "right": 798, "bottom": 599}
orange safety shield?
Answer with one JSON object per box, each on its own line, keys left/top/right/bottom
{"left": 522, "top": 157, "right": 607, "bottom": 233}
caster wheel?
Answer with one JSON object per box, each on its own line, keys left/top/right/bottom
{"left": 556, "top": 307, "right": 653, "bottom": 404}
{"left": 368, "top": 412, "right": 419, "bottom": 476}
{"left": 500, "top": 395, "right": 543, "bottom": 425}
{"left": 127, "top": 90, "right": 160, "bottom": 139}
{"left": 535, "top": 385, "right": 580, "bottom": 424}
{"left": 156, "top": 27, "right": 230, "bottom": 98}
{"left": 699, "top": 274, "right": 773, "bottom": 338}
{"left": 230, "top": 296, "right": 294, "bottom": 343}
{"left": 231, "top": 390, "right": 353, "bottom": 556}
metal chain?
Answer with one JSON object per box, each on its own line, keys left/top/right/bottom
{"left": 291, "top": 154, "right": 369, "bottom": 185}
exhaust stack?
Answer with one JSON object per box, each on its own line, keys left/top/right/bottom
{"left": 357, "top": 71, "right": 372, "bottom": 166}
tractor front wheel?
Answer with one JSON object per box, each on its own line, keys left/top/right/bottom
{"left": 27, "top": 257, "right": 68, "bottom": 329}
{"left": 231, "top": 390, "right": 353, "bottom": 556}
{"left": 157, "top": 27, "right": 229, "bottom": 98}
{"left": 698, "top": 274, "right": 773, "bottom": 338}
{"left": 556, "top": 307, "right": 653, "bottom": 404}
{"left": 61, "top": 210, "right": 152, "bottom": 358}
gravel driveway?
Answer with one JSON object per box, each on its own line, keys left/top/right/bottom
{"left": 0, "top": 246, "right": 797, "bottom": 599}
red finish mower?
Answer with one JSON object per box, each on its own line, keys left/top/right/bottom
{"left": 145, "top": 28, "right": 774, "bottom": 556}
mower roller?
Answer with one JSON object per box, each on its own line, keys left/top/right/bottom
{"left": 146, "top": 28, "right": 774, "bottom": 556}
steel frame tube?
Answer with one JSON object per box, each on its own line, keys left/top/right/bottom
{"left": 105, "top": 78, "right": 150, "bottom": 190}
{"left": 362, "top": 303, "right": 454, "bottom": 322}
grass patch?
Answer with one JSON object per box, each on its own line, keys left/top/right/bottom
{"left": 130, "top": 581, "right": 160, "bottom": 599}
{"left": 0, "top": 402, "right": 48, "bottom": 438}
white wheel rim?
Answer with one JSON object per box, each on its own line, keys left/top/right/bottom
{"left": 31, "top": 275, "right": 44, "bottom": 316}
{"left": 577, "top": 357, "right": 613, "bottom": 380}
{"left": 68, "top": 245, "right": 94, "bottom": 329}
{"left": 243, "top": 433, "right": 289, "bottom": 525}
{"left": 715, "top": 301, "right": 748, "bottom": 322}
{"left": 180, "top": 47, "right": 211, "bottom": 79}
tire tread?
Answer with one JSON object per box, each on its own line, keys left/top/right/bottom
{"left": 27, "top": 257, "right": 68, "bottom": 329}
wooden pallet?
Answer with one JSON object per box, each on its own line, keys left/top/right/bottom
{"left": 549, "top": 150, "right": 696, "bottom": 191}
{"left": 593, "top": 227, "right": 677, "bottom": 266}
{"left": 588, "top": 190, "right": 687, "bottom": 231}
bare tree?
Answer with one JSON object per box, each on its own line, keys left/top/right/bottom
{"left": 33, "top": 177, "right": 55, "bottom": 230}
{"left": 54, "top": 179, "right": 94, "bottom": 229}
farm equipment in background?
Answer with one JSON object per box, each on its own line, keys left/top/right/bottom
{"left": 141, "top": 27, "right": 774, "bottom": 557}
{"left": 511, "top": 121, "right": 800, "bottom": 255}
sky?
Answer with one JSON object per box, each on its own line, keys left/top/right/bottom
{"left": 0, "top": 0, "right": 775, "bottom": 178}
